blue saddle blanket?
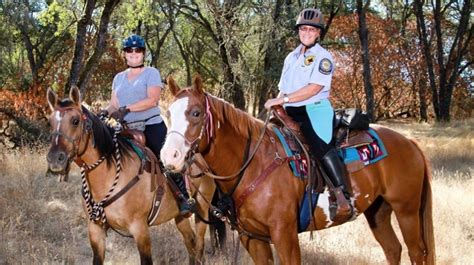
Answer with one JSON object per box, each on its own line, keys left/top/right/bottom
{"left": 337, "top": 128, "right": 388, "bottom": 167}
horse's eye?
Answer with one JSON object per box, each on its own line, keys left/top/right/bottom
{"left": 192, "top": 110, "right": 201, "bottom": 117}
{"left": 72, "top": 118, "right": 80, "bottom": 126}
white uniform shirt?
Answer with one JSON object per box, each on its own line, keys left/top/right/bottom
{"left": 278, "top": 43, "right": 334, "bottom": 107}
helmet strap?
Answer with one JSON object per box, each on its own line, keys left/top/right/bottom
{"left": 128, "top": 64, "right": 144, "bottom": 69}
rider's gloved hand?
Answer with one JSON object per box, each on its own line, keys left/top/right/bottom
{"left": 110, "top": 106, "right": 130, "bottom": 122}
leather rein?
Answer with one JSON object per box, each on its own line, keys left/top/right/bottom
{"left": 51, "top": 107, "right": 142, "bottom": 225}
{"left": 167, "top": 95, "right": 286, "bottom": 243}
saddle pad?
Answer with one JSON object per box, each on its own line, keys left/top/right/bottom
{"left": 125, "top": 138, "right": 146, "bottom": 160}
{"left": 272, "top": 127, "right": 306, "bottom": 178}
{"left": 337, "top": 128, "right": 388, "bottom": 173}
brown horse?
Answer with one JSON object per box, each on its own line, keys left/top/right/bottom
{"left": 46, "top": 87, "right": 217, "bottom": 264}
{"left": 160, "top": 75, "right": 435, "bottom": 265}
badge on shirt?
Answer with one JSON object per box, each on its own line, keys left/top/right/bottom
{"left": 319, "top": 58, "right": 333, "bottom": 75}
{"left": 304, "top": 55, "right": 315, "bottom": 66}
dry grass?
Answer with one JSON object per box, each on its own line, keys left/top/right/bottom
{"left": 1, "top": 119, "right": 473, "bottom": 264}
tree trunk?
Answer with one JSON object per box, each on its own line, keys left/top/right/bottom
{"left": 212, "top": 0, "right": 245, "bottom": 109}
{"left": 414, "top": 0, "right": 472, "bottom": 122}
{"left": 65, "top": 0, "right": 97, "bottom": 94}
{"left": 78, "top": 0, "right": 121, "bottom": 96}
{"left": 418, "top": 71, "right": 428, "bottom": 122}
{"left": 356, "top": 0, "right": 375, "bottom": 121}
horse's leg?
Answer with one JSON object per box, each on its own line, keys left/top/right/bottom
{"left": 87, "top": 222, "right": 107, "bottom": 265}
{"left": 392, "top": 205, "right": 427, "bottom": 264}
{"left": 192, "top": 180, "right": 216, "bottom": 262}
{"left": 364, "top": 197, "right": 402, "bottom": 265}
{"left": 240, "top": 235, "right": 274, "bottom": 265}
{"left": 174, "top": 216, "right": 197, "bottom": 264}
{"left": 129, "top": 221, "right": 153, "bottom": 265}
{"left": 269, "top": 223, "right": 301, "bottom": 265}
{"left": 193, "top": 215, "right": 208, "bottom": 263}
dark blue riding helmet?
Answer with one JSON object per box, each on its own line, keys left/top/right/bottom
{"left": 122, "top": 34, "right": 146, "bottom": 50}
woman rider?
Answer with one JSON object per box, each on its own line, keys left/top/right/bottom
{"left": 264, "top": 9, "right": 353, "bottom": 222}
{"left": 102, "top": 34, "right": 195, "bottom": 217}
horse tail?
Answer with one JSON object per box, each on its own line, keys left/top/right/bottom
{"left": 412, "top": 140, "right": 436, "bottom": 265}
{"left": 209, "top": 189, "right": 227, "bottom": 253}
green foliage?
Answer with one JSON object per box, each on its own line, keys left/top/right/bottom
{"left": 37, "top": 1, "right": 75, "bottom": 37}
{"left": 0, "top": 0, "right": 471, "bottom": 122}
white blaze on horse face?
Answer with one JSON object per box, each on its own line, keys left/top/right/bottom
{"left": 160, "top": 97, "right": 191, "bottom": 171}
{"left": 54, "top": 111, "right": 62, "bottom": 145}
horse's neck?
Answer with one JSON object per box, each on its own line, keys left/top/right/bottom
{"left": 202, "top": 124, "right": 250, "bottom": 192}
{"left": 78, "top": 138, "right": 102, "bottom": 166}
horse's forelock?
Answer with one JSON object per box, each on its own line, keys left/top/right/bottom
{"left": 57, "top": 99, "right": 75, "bottom": 108}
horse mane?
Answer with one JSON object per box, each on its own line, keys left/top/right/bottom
{"left": 206, "top": 94, "right": 266, "bottom": 140}
{"left": 79, "top": 106, "right": 134, "bottom": 166}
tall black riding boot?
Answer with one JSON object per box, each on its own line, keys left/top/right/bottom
{"left": 321, "top": 148, "right": 354, "bottom": 222}
{"left": 168, "top": 172, "right": 196, "bottom": 217}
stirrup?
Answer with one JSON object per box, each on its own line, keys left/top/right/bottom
{"left": 179, "top": 198, "right": 196, "bottom": 218}
{"left": 329, "top": 187, "right": 354, "bottom": 222}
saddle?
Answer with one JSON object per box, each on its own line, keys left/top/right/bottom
{"left": 271, "top": 105, "right": 370, "bottom": 190}
{"left": 120, "top": 129, "right": 146, "bottom": 147}
{"left": 120, "top": 129, "right": 163, "bottom": 192}
{"left": 119, "top": 129, "right": 166, "bottom": 225}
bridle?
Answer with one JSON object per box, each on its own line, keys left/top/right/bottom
{"left": 165, "top": 94, "right": 214, "bottom": 169}
{"left": 166, "top": 93, "right": 271, "bottom": 180}
{"left": 50, "top": 106, "right": 131, "bottom": 224}
{"left": 50, "top": 106, "right": 92, "bottom": 160}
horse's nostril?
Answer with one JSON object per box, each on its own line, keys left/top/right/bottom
{"left": 173, "top": 150, "right": 181, "bottom": 159}
{"left": 58, "top": 152, "right": 66, "bottom": 162}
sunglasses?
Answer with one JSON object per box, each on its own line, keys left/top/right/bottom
{"left": 124, "top": 47, "right": 145, "bottom": 53}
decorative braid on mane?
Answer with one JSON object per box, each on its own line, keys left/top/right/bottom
{"left": 81, "top": 106, "right": 134, "bottom": 166}
{"left": 206, "top": 94, "right": 266, "bottom": 141}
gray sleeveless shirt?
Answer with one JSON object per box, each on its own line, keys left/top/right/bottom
{"left": 112, "top": 67, "right": 163, "bottom": 125}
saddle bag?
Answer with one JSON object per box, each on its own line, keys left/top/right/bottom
{"left": 336, "top": 108, "right": 370, "bottom": 131}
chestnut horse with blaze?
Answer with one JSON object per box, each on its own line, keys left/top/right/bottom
{"left": 46, "top": 87, "right": 216, "bottom": 264}
{"left": 160, "top": 75, "right": 435, "bottom": 265}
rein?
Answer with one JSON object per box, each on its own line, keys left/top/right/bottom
{"left": 80, "top": 125, "right": 124, "bottom": 224}
{"left": 53, "top": 109, "right": 140, "bottom": 225}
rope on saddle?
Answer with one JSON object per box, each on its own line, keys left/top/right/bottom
{"left": 81, "top": 125, "right": 123, "bottom": 224}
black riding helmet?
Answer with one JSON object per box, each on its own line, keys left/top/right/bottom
{"left": 295, "top": 8, "right": 325, "bottom": 31}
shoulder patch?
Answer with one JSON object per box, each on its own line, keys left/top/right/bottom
{"left": 319, "top": 58, "right": 333, "bottom": 75}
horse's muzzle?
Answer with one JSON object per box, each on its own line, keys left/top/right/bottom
{"left": 47, "top": 149, "right": 70, "bottom": 175}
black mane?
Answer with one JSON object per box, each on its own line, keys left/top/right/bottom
{"left": 81, "top": 106, "right": 134, "bottom": 166}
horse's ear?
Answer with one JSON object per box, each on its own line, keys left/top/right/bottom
{"left": 69, "top": 86, "right": 81, "bottom": 107}
{"left": 193, "top": 74, "right": 204, "bottom": 95}
{"left": 167, "top": 76, "right": 181, "bottom": 96}
{"left": 47, "top": 88, "right": 60, "bottom": 111}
